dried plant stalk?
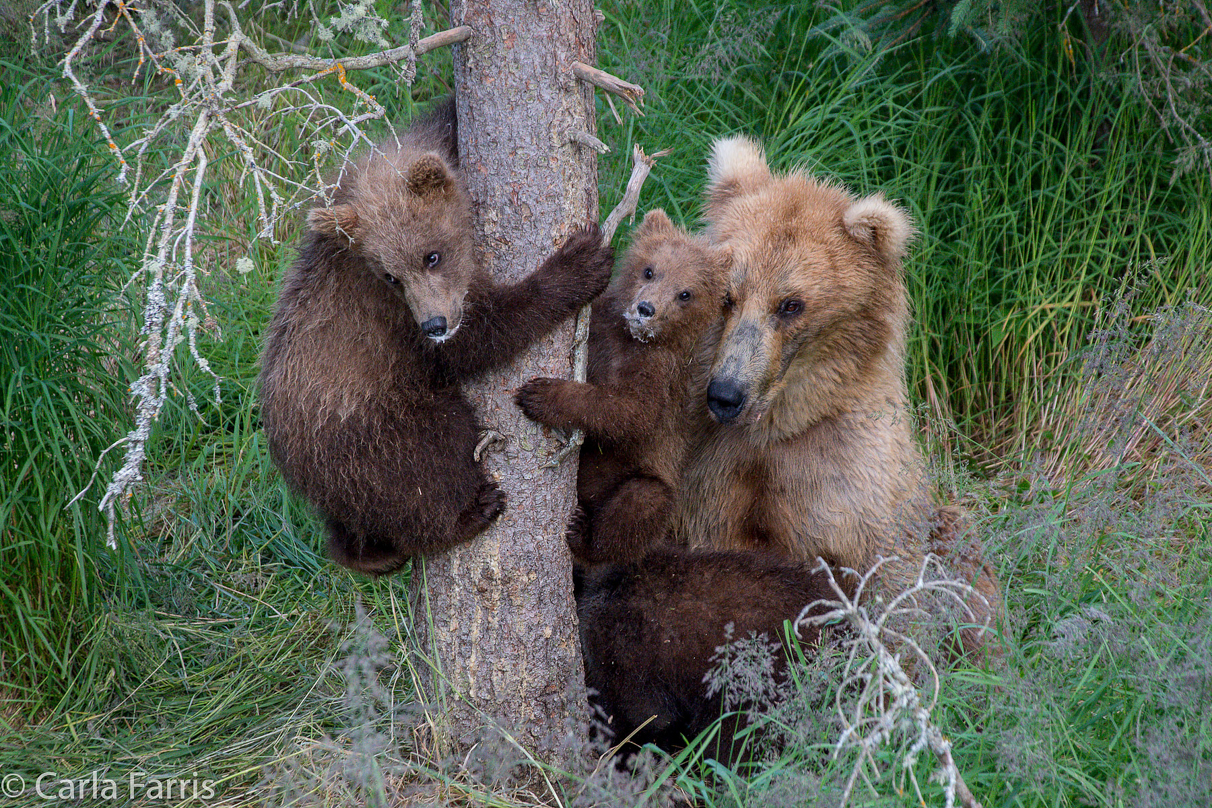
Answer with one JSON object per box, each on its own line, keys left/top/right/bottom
{"left": 797, "top": 555, "right": 988, "bottom": 808}
{"left": 544, "top": 144, "right": 667, "bottom": 468}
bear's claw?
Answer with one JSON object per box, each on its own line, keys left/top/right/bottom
{"left": 565, "top": 505, "right": 593, "bottom": 561}
{"left": 553, "top": 223, "right": 615, "bottom": 299}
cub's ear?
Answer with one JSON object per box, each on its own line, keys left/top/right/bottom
{"left": 308, "top": 204, "right": 359, "bottom": 241}
{"left": 843, "top": 194, "right": 916, "bottom": 263}
{"left": 705, "top": 135, "right": 771, "bottom": 216}
{"left": 637, "top": 208, "right": 676, "bottom": 237}
{"left": 408, "top": 153, "right": 455, "bottom": 197}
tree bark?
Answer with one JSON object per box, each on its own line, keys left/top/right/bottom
{"left": 407, "top": 0, "right": 598, "bottom": 762}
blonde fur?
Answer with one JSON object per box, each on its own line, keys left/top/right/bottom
{"left": 678, "top": 135, "right": 1000, "bottom": 656}
{"left": 842, "top": 194, "right": 916, "bottom": 263}
{"left": 707, "top": 135, "right": 769, "bottom": 189}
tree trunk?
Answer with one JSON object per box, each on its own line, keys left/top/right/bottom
{"left": 407, "top": 0, "right": 598, "bottom": 762}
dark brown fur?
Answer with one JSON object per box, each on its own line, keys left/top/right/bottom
{"left": 258, "top": 100, "right": 614, "bottom": 575}
{"left": 515, "top": 211, "right": 729, "bottom": 563}
{"left": 576, "top": 547, "right": 840, "bottom": 760}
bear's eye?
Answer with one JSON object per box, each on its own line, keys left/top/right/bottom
{"left": 424, "top": 252, "right": 441, "bottom": 268}
{"left": 643, "top": 266, "right": 654, "bottom": 280}
{"left": 778, "top": 298, "right": 803, "bottom": 316}
{"left": 723, "top": 292, "right": 735, "bottom": 310}
{"left": 384, "top": 273, "right": 400, "bottom": 286}
{"left": 678, "top": 290, "right": 692, "bottom": 301}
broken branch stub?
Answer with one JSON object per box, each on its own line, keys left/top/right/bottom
{"left": 571, "top": 60, "right": 645, "bottom": 115}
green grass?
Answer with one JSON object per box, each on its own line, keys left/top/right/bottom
{"left": 1, "top": 1, "right": 1210, "bottom": 806}
{"left": 0, "top": 59, "right": 149, "bottom": 712}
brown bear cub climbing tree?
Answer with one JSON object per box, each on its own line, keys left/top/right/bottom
{"left": 677, "top": 135, "right": 1000, "bottom": 651}
{"left": 515, "top": 210, "right": 729, "bottom": 564}
{"left": 259, "top": 100, "right": 614, "bottom": 575}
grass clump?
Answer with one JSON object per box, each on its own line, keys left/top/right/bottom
{"left": 0, "top": 59, "right": 147, "bottom": 713}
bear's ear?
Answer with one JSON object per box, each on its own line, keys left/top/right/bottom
{"left": 308, "top": 204, "right": 359, "bottom": 241}
{"left": 843, "top": 194, "right": 916, "bottom": 263}
{"left": 637, "top": 208, "right": 676, "bottom": 237}
{"left": 705, "top": 135, "right": 771, "bottom": 214}
{"left": 710, "top": 242, "right": 734, "bottom": 270}
{"left": 408, "top": 153, "right": 455, "bottom": 197}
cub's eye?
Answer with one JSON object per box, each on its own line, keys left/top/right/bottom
{"left": 424, "top": 252, "right": 441, "bottom": 268}
{"left": 384, "top": 273, "right": 400, "bottom": 285}
{"left": 678, "top": 290, "right": 692, "bottom": 301}
{"left": 643, "top": 266, "right": 654, "bottom": 280}
{"left": 723, "top": 292, "right": 735, "bottom": 310}
{"left": 778, "top": 298, "right": 803, "bottom": 316}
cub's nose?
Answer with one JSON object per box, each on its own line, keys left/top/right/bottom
{"left": 421, "top": 316, "right": 448, "bottom": 339}
{"left": 706, "top": 378, "right": 747, "bottom": 423}
{"left": 636, "top": 301, "right": 655, "bottom": 318}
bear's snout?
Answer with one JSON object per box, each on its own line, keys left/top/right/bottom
{"left": 707, "top": 377, "right": 747, "bottom": 423}
{"left": 636, "top": 301, "right": 655, "bottom": 319}
{"left": 421, "top": 316, "right": 448, "bottom": 340}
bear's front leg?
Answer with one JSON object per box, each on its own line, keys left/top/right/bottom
{"left": 516, "top": 377, "right": 654, "bottom": 442}
{"left": 525, "top": 223, "right": 616, "bottom": 315}
{"left": 436, "top": 225, "right": 614, "bottom": 378}
{"left": 514, "top": 377, "right": 586, "bottom": 433}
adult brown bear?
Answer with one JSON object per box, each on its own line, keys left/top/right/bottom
{"left": 677, "top": 135, "right": 999, "bottom": 650}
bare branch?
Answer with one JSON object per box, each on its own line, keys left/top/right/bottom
{"left": 797, "top": 555, "right": 986, "bottom": 808}
{"left": 53, "top": 1, "right": 129, "bottom": 182}
{"left": 237, "top": 25, "right": 472, "bottom": 72}
{"left": 570, "top": 60, "right": 645, "bottom": 114}
{"left": 601, "top": 145, "right": 668, "bottom": 242}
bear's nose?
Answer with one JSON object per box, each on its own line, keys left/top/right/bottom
{"left": 706, "top": 378, "right": 747, "bottom": 423}
{"left": 421, "top": 316, "right": 448, "bottom": 339}
{"left": 636, "top": 301, "right": 655, "bottom": 318}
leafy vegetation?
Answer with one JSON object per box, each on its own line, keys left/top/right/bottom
{"left": 1, "top": 1, "right": 1210, "bottom": 806}
{"left": 0, "top": 59, "right": 146, "bottom": 712}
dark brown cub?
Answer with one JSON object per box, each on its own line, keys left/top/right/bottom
{"left": 515, "top": 209, "right": 729, "bottom": 564}
{"left": 576, "top": 546, "right": 840, "bottom": 762}
{"left": 259, "top": 99, "right": 614, "bottom": 574}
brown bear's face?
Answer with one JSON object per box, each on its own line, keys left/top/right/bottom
{"left": 617, "top": 210, "right": 728, "bottom": 344}
{"left": 701, "top": 137, "right": 913, "bottom": 426}
{"left": 309, "top": 150, "right": 477, "bottom": 343}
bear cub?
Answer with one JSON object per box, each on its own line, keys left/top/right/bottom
{"left": 577, "top": 546, "right": 843, "bottom": 761}
{"left": 515, "top": 209, "right": 729, "bottom": 563}
{"left": 259, "top": 99, "right": 614, "bottom": 575}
